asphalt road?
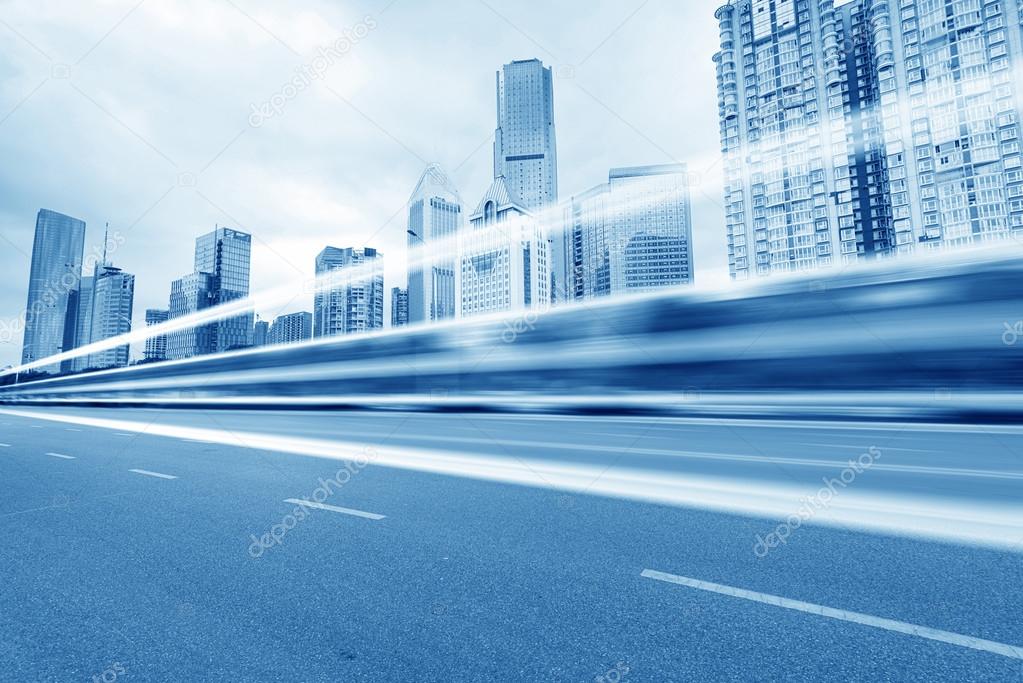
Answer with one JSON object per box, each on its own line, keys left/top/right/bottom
{"left": 0, "top": 407, "right": 1021, "bottom": 682}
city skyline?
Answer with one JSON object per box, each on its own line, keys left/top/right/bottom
{"left": 0, "top": 0, "right": 725, "bottom": 368}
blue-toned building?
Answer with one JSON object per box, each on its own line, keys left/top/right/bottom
{"left": 21, "top": 209, "right": 87, "bottom": 374}
{"left": 195, "top": 227, "right": 253, "bottom": 352}
{"left": 406, "top": 165, "right": 461, "bottom": 325}
{"left": 494, "top": 59, "right": 559, "bottom": 213}
{"left": 314, "top": 247, "right": 384, "bottom": 337}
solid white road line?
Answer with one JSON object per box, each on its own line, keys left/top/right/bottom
{"left": 128, "top": 469, "right": 177, "bottom": 480}
{"left": 114, "top": 433, "right": 135, "bottom": 437}
{"left": 641, "top": 569, "right": 1023, "bottom": 661}
{"left": 45, "top": 452, "right": 75, "bottom": 459}
{"left": 284, "top": 498, "right": 385, "bottom": 520}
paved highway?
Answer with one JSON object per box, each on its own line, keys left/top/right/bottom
{"left": 0, "top": 407, "right": 1021, "bottom": 681}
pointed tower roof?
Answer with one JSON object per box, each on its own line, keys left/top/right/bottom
{"left": 470, "top": 175, "right": 530, "bottom": 222}
{"left": 408, "top": 163, "right": 462, "bottom": 205}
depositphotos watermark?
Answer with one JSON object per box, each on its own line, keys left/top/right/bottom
{"left": 247, "top": 448, "right": 377, "bottom": 558}
{"left": 91, "top": 661, "right": 127, "bottom": 683}
{"left": 248, "top": 16, "right": 377, "bottom": 128}
{"left": 753, "top": 446, "right": 882, "bottom": 558}
{"left": 1003, "top": 321, "right": 1023, "bottom": 346}
{"left": 595, "top": 661, "right": 630, "bottom": 683}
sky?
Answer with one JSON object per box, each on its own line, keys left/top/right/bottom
{"left": 0, "top": 0, "right": 727, "bottom": 367}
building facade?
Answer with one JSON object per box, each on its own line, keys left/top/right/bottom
{"left": 406, "top": 165, "right": 461, "bottom": 324}
{"left": 252, "top": 319, "right": 269, "bottom": 347}
{"left": 459, "top": 176, "right": 550, "bottom": 317}
{"left": 268, "top": 311, "right": 312, "bottom": 345}
{"left": 21, "top": 209, "right": 86, "bottom": 373}
{"left": 391, "top": 287, "right": 409, "bottom": 327}
{"left": 314, "top": 247, "right": 384, "bottom": 337}
{"left": 194, "top": 227, "right": 253, "bottom": 351}
{"left": 494, "top": 59, "right": 559, "bottom": 212}
{"left": 562, "top": 164, "right": 694, "bottom": 300}
{"left": 83, "top": 265, "right": 135, "bottom": 369}
{"left": 166, "top": 272, "right": 214, "bottom": 360}
{"left": 144, "top": 309, "right": 169, "bottom": 362}
{"left": 714, "top": 0, "right": 1023, "bottom": 280}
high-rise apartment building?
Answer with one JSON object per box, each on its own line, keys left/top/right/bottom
{"left": 144, "top": 309, "right": 169, "bottom": 362}
{"left": 714, "top": 0, "right": 1023, "bottom": 279}
{"left": 194, "top": 227, "right": 253, "bottom": 351}
{"left": 407, "top": 165, "right": 461, "bottom": 324}
{"left": 313, "top": 247, "right": 384, "bottom": 337}
{"left": 268, "top": 311, "right": 312, "bottom": 345}
{"left": 391, "top": 287, "right": 409, "bottom": 327}
{"left": 562, "top": 164, "right": 694, "bottom": 300}
{"left": 494, "top": 59, "right": 559, "bottom": 212}
{"left": 459, "top": 177, "right": 550, "bottom": 317}
{"left": 21, "top": 209, "right": 86, "bottom": 373}
{"left": 166, "top": 272, "right": 214, "bottom": 360}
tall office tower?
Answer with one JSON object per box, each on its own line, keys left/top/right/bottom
{"left": 313, "top": 247, "right": 384, "bottom": 337}
{"left": 458, "top": 177, "right": 550, "bottom": 318}
{"left": 83, "top": 265, "right": 134, "bottom": 369}
{"left": 194, "top": 227, "right": 253, "bottom": 351}
{"left": 252, "top": 319, "right": 269, "bottom": 347}
{"left": 494, "top": 59, "right": 558, "bottom": 213}
{"left": 268, "top": 311, "right": 312, "bottom": 345}
{"left": 406, "top": 165, "right": 461, "bottom": 324}
{"left": 166, "top": 272, "right": 214, "bottom": 360}
{"left": 564, "top": 164, "right": 694, "bottom": 300}
{"left": 391, "top": 287, "right": 409, "bottom": 327}
{"left": 144, "top": 309, "right": 169, "bottom": 362}
{"left": 21, "top": 209, "right": 86, "bottom": 373}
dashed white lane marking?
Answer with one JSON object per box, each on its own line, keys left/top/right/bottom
{"left": 0, "top": 443, "right": 10, "bottom": 448}
{"left": 45, "top": 452, "right": 75, "bottom": 460}
{"left": 128, "top": 469, "right": 177, "bottom": 480}
{"left": 114, "top": 433, "right": 135, "bottom": 437}
{"left": 284, "top": 498, "right": 385, "bottom": 520}
{"left": 641, "top": 569, "right": 1023, "bottom": 661}
{"left": 65, "top": 428, "right": 82, "bottom": 432}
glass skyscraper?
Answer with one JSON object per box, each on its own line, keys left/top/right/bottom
{"left": 562, "top": 164, "right": 694, "bottom": 300}
{"left": 21, "top": 209, "right": 87, "bottom": 374}
{"left": 494, "top": 59, "right": 559, "bottom": 212}
{"left": 313, "top": 247, "right": 384, "bottom": 337}
{"left": 715, "top": 0, "right": 1023, "bottom": 280}
{"left": 407, "top": 165, "right": 461, "bottom": 325}
{"left": 194, "top": 227, "right": 253, "bottom": 351}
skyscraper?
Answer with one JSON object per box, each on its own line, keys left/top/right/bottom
{"left": 406, "top": 165, "right": 461, "bottom": 324}
{"left": 459, "top": 177, "right": 550, "bottom": 317}
{"left": 313, "top": 247, "right": 384, "bottom": 337}
{"left": 268, "top": 311, "right": 312, "bottom": 345}
{"left": 391, "top": 287, "right": 409, "bottom": 327}
{"left": 83, "top": 265, "right": 135, "bottom": 369}
{"left": 563, "top": 164, "right": 694, "bottom": 300}
{"left": 166, "top": 272, "right": 214, "bottom": 360}
{"left": 494, "top": 59, "right": 558, "bottom": 212}
{"left": 144, "top": 309, "right": 169, "bottom": 362}
{"left": 21, "top": 209, "right": 86, "bottom": 373}
{"left": 714, "top": 0, "right": 1023, "bottom": 279}
{"left": 252, "top": 319, "right": 269, "bottom": 347}
{"left": 194, "top": 227, "right": 253, "bottom": 351}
